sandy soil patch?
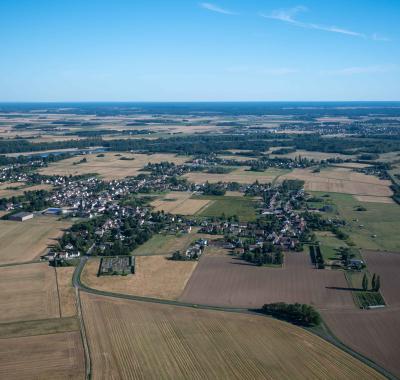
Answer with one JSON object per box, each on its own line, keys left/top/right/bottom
{"left": 0, "top": 217, "right": 71, "bottom": 265}
{"left": 82, "top": 255, "right": 197, "bottom": 300}
{"left": 38, "top": 152, "right": 189, "bottom": 180}
{"left": 180, "top": 252, "right": 354, "bottom": 309}
{"left": 0, "top": 331, "right": 85, "bottom": 380}
{"left": 0, "top": 263, "right": 60, "bottom": 323}
{"left": 81, "top": 293, "right": 383, "bottom": 380}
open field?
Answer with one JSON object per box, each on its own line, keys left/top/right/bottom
{"left": 195, "top": 195, "right": 259, "bottom": 221}
{"left": 38, "top": 152, "right": 190, "bottom": 180}
{"left": 184, "top": 167, "right": 290, "bottom": 184}
{"left": 363, "top": 250, "right": 400, "bottom": 306}
{"left": 0, "top": 182, "right": 53, "bottom": 198}
{"left": 323, "top": 309, "right": 400, "bottom": 378}
{"left": 82, "top": 255, "right": 197, "bottom": 300}
{"left": 0, "top": 216, "right": 71, "bottom": 265}
{"left": 313, "top": 192, "right": 400, "bottom": 251}
{"left": 0, "top": 263, "right": 60, "bottom": 323}
{"left": 56, "top": 267, "right": 77, "bottom": 317}
{"left": 354, "top": 195, "right": 395, "bottom": 204}
{"left": 281, "top": 167, "right": 393, "bottom": 197}
{"left": 269, "top": 149, "right": 356, "bottom": 161}
{"left": 131, "top": 230, "right": 218, "bottom": 256}
{"left": 81, "top": 293, "right": 382, "bottom": 380}
{"left": 180, "top": 252, "right": 354, "bottom": 309}
{"left": 151, "top": 191, "right": 211, "bottom": 215}
{"left": 0, "top": 331, "right": 85, "bottom": 380}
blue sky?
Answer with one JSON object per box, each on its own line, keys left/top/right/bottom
{"left": 0, "top": 0, "right": 399, "bottom": 101}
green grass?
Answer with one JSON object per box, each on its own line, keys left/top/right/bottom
{"left": 354, "top": 291, "right": 385, "bottom": 308}
{"left": 194, "top": 195, "right": 258, "bottom": 221}
{"left": 131, "top": 234, "right": 175, "bottom": 256}
{"left": 311, "top": 191, "right": 400, "bottom": 251}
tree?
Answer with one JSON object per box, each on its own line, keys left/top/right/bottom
{"left": 371, "top": 273, "right": 376, "bottom": 290}
{"left": 375, "top": 275, "right": 381, "bottom": 292}
{"left": 362, "top": 273, "right": 369, "bottom": 291}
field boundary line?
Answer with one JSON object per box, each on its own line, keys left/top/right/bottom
{"left": 53, "top": 267, "right": 63, "bottom": 318}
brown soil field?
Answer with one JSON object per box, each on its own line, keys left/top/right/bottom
{"left": 362, "top": 250, "right": 400, "bottom": 306}
{"left": 0, "top": 263, "right": 60, "bottom": 323}
{"left": 184, "top": 167, "right": 284, "bottom": 184}
{"left": 151, "top": 191, "right": 211, "bottom": 215}
{"left": 0, "top": 331, "right": 85, "bottom": 380}
{"left": 281, "top": 167, "right": 393, "bottom": 196}
{"left": 354, "top": 195, "right": 395, "bottom": 204}
{"left": 56, "top": 267, "right": 77, "bottom": 317}
{"left": 323, "top": 308, "right": 400, "bottom": 378}
{"left": 0, "top": 217, "right": 71, "bottom": 265}
{"left": 38, "top": 152, "right": 189, "bottom": 180}
{"left": 0, "top": 182, "right": 52, "bottom": 198}
{"left": 180, "top": 252, "right": 354, "bottom": 309}
{"left": 82, "top": 255, "right": 197, "bottom": 300}
{"left": 81, "top": 293, "right": 382, "bottom": 380}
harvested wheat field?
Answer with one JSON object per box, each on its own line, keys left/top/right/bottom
{"left": 82, "top": 255, "right": 197, "bottom": 300}
{"left": 281, "top": 167, "right": 392, "bottom": 196}
{"left": 323, "top": 308, "right": 400, "bottom": 378}
{"left": 363, "top": 250, "right": 400, "bottom": 306}
{"left": 184, "top": 167, "right": 288, "bottom": 184}
{"left": 0, "top": 331, "right": 85, "bottom": 380}
{"left": 56, "top": 267, "right": 77, "bottom": 317}
{"left": 81, "top": 293, "right": 382, "bottom": 380}
{"left": 180, "top": 252, "right": 354, "bottom": 309}
{"left": 151, "top": 191, "right": 211, "bottom": 215}
{"left": 0, "top": 263, "right": 60, "bottom": 323}
{"left": 354, "top": 195, "right": 395, "bottom": 203}
{"left": 39, "top": 152, "right": 189, "bottom": 180}
{"left": 0, "top": 217, "right": 71, "bottom": 265}
{"left": 269, "top": 149, "right": 355, "bottom": 161}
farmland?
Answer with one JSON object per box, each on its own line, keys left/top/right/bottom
{"left": 0, "top": 217, "right": 71, "bottom": 265}
{"left": 151, "top": 191, "right": 211, "bottom": 215}
{"left": 183, "top": 167, "right": 290, "bottom": 184}
{"left": 323, "top": 309, "right": 400, "bottom": 378}
{"left": 81, "top": 255, "right": 197, "bottom": 300}
{"left": 281, "top": 167, "right": 392, "bottom": 197}
{"left": 0, "top": 263, "right": 60, "bottom": 323}
{"left": 312, "top": 192, "right": 400, "bottom": 251}
{"left": 0, "top": 331, "right": 85, "bottom": 380}
{"left": 38, "top": 152, "right": 190, "bottom": 180}
{"left": 180, "top": 251, "right": 354, "bottom": 309}
{"left": 81, "top": 293, "right": 382, "bottom": 380}
{"left": 0, "top": 182, "right": 53, "bottom": 198}
{"left": 195, "top": 194, "right": 259, "bottom": 221}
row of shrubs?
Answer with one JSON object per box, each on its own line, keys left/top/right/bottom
{"left": 261, "top": 302, "right": 321, "bottom": 326}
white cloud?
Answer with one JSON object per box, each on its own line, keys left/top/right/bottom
{"left": 320, "top": 64, "right": 398, "bottom": 76}
{"left": 200, "top": 2, "right": 237, "bottom": 15}
{"left": 260, "top": 6, "right": 365, "bottom": 38}
{"left": 372, "top": 33, "right": 390, "bottom": 42}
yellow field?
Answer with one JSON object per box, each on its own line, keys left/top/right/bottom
{"left": 151, "top": 191, "right": 211, "bottom": 214}
{"left": 269, "top": 149, "right": 356, "bottom": 161}
{"left": 354, "top": 195, "right": 395, "bottom": 204}
{"left": 184, "top": 167, "right": 285, "bottom": 184}
{"left": 0, "top": 217, "right": 71, "bottom": 265}
{"left": 281, "top": 167, "right": 393, "bottom": 196}
{"left": 82, "top": 255, "right": 197, "bottom": 300}
{"left": 0, "top": 263, "right": 60, "bottom": 323}
{"left": 0, "top": 182, "right": 53, "bottom": 198}
{"left": 0, "top": 331, "right": 85, "bottom": 380}
{"left": 38, "top": 152, "right": 190, "bottom": 180}
{"left": 81, "top": 293, "right": 383, "bottom": 380}
{"left": 56, "top": 267, "right": 77, "bottom": 317}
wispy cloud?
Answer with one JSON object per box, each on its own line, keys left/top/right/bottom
{"left": 321, "top": 64, "right": 398, "bottom": 76}
{"left": 260, "top": 6, "right": 365, "bottom": 38}
{"left": 372, "top": 33, "right": 390, "bottom": 42}
{"left": 200, "top": 2, "right": 237, "bottom": 15}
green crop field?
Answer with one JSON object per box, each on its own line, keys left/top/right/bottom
{"left": 194, "top": 195, "right": 258, "bottom": 221}
{"left": 311, "top": 192, "right": 400, "bottom": 251}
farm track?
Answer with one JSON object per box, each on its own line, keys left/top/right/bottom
{"left": 73, "top": 256, "right": 398, "bottom": 379}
